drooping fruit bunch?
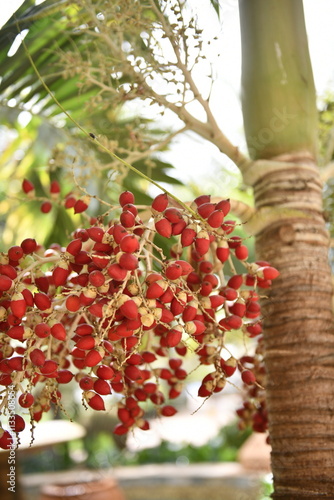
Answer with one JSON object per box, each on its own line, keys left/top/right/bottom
{"left": 0, "top": 180, "right": 279, "bottom": 449}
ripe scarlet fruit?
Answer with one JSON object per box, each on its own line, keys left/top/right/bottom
{"left": 151, "top": 193, "right": 168, "bottom": 212}
{"left": 155, "top": 218, "right": 172, "bottom": 238}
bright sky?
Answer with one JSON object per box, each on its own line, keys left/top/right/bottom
{"left": 1, "top": 0, "right": 334, "bottom": 188}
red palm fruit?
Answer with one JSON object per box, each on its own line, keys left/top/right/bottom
{"left": 124, "top": 365, "right": 142, "bottom": 380}
{"left": 64, "top": 194, "right": 76, "bottom": 209}
{"left": 143, "top": 382, "right": 158, "bottom": 394}
{"left": 227, "top": 274, "right": 244, "bottom": 289}
{"left": 113, "top": 224, "right": 128, "bottom": 244}
{"left": 10, "top": 292, "right": 26, "bottom": 318}
{"left": 199, "top": 281, "right": 213, "bottom": 297}
{"left": 165, "top": 263, "right": 182, "bottom": 280}
{"left": 216, "top": 240, "right": 230, "bottom": 263}
{"left": 96, "top": 365, "right": 114, "bottom": 380}
{"left": 159, "top": 287, "right": 174, "bottom": 303}
{"left": 209, "top": 295, "right": 225, "bottom": 309}
{"left": 175, "top": 260, "right": 194, "bottom": 276}
{"left": 120, "top": 210, "right": 135, "bottom": 228}
{"left": 146, "top": 280, "right": 167, "bottom": 299}
{"left": 35, "top": 323, "right": 51, "bottom": 338}
{"left": 119, "top": 190, "right": 135, "bottom": 206}
{"left": 241, "top": 370, "right": 256, "bottom": 385}
{"left": 182, "top": 300, "right": 198, "bottom": 321}
{"left": 11, "top": 414, "right": 25, "bottom": 433}
{"left": 40, "top": 201, "right": 52, "bottom": 213}
{"left": 53, "top": 262, "right": 70, "bottom": 287}
{"left": 150, "top": 391, "right": 165, "bottom": 405}
{"left": 203, "top": 273, "right": 219, "bottom": 288}
{"left": 19, "top": 392, "right": 34, "bottom": 408}
{"left": 185, "top": 320, "right": 206, "bottom": 336}
{"left": 8, "top": 245, "right": 24, "bottom": 261}
{"left": 207, "top": 209, "right": 224, "bottom": 228}
{"left": 66, "top": 238, "right": 82, "bottom": 257}
{"left": 235, "top": 245, "right": 248, "bottom": 260}
{"left": 156, "top": 307, "right": 174, "bottom": 323}
{"left": 122, "top": 203, "right": 138, "bottom": 217}
{"left": 94, "top": 378, "right": 111, "bottom": 395}
{"left": 79, "top": 376, "right": 94, "bottom": 391}
{"left": 142, "top": 351, "right": 157, "bottom": 363}
{"left": 134, "top": 388, "right": 148, "bottom": 401}
{"left": 0, "top": 263, "right": 17, "bottom": 279}
{"left": 216, "top": 198, "right": 231, "bottom": 216}
{"left": 66, "top": 295, "right": 81, "bottom": 312}
{"left": 155, "top": 217, "right": 172, "bottom": 238}
{"left": 91, "top": 251, "right": 109, "bottom": 269}
{"left": 166, "top": 327, "right": 182, "bottom": 347}
{"left": 76, "top": 323, "right": 94, "bottom": 337}
{"left": 186, "top": 271, "right": 201, "bottom": 286}
{"left": 194, "top": 195, "right": 211, "bottom": 207}
{"left": 175, "top": 368, "right": 187, "bottom": 380}
{"left": 152, "top": 193, "right": 168, "bottom": 212}
{"left": 197, "top": 202, "right": 216, "bottom": 218}
{"left": 181, "top": 225, "right": 196, "bottom": 247}
{"left": 113, "top": 424, "right": 129, "bottom": 435}
{"left": 39, "top": 360, "right": 58, "bottom": 375}
{"left": 220, "top": 287, "right": 238, "bottom": 301}
{"left": 127, "top": 353, "right": 143, "bottom": 365}
{"left": 120, "top": 234, "right": 139, "bottom": 253}
{"left": 0, "top": 429, "right": 13, "bottom": 450}
{"left": 22, "top": 178, "right": 35, "bottom": 195}
{"left": 89, "top": 270, "right": 105, "bottom": 287}
{"left": 161, "top": 405, "right": 177, "bottom": 417}
{"left": 34, "top": 292, "right": 51, "bottom": 311}
{"left": 20, "top": 288, "right": 33, "bottom": 307}
{"left": 228, "top": 236, "right": 242, "bottom": 249}
{"left": 76, "top": 336, "right": 97, "bottom": 350}
{"left": 170, "top": 297, "right": 186, "bottom": 316}
{"left": 88, "top": 301, "right": 105, "bottom": 318}
{"left": 246, "top": 323, "right": 262, "bottom": 337}
{"left": 169, "top": 358, "right": 183, "bottom": 370}
{"left": 164, "top": 207, "right": 182, "bottom": 223}
{"left": 50, "top": 180, "right": 61, "bottom": 197}
{"left": 74, "top": 196, "right": 90, "bottom": 214}
{"left": 57, "top": 370, "right": 74, "bottom": 384}
{"left": 220, "top": 356, "right": 237, "bottom": 377}
{"left": 169, "top": 387, "right": 181, "bottom": 399}
{"left": 199, "top": 261, "right": 213, "bottom": 274}
{"left": 195, "top": 230, "right": 210, "bottom": 255}
{"left": 0, "top": 275, "right": 13, "bottom": 291}
{"left": 219, "top": 314, "right": 243, "bottom": 331}
{"left": 86, "top": 226, "right": 104, "bottom": 243}
{"left": 120, "top": 299, "right": 138, "bottom": 320}
{"left": 118, "top": 253, "right": 138, "bottom": 270}
{"left": 221, "top": 219, "right": 235, "bottom": 234}
{"left": 21, "top": 238, "right": 37, "bottom": 254}
{"left": 85, "top": 391, "right": 105, "bottom": 411}
{"left": 257, "top": 266, "right": 279, "bottom": 280}
{"left": 107, "top": 263, "right": 128, "bottom": 281}
{"left": 229, "top": 300, "right": 246, "bottom": 317}
{"left": 30, "top": 348, "right": 46, "bottom": 366}
{"left": 85, "top": 348, "right": 104, "bottom": 367}
{"left": 7, "top": 356, "right": 24, "bottom": 371}
{"left": 172, "top": 219, "right": 187, "bottom": 236}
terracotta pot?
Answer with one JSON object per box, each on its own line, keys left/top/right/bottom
{"left": 39, "top": 476, "right": 126, "bottom": 500}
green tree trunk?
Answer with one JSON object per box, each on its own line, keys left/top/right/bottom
{"left": 239, "top": 1, "right": 334, "bottom": 498}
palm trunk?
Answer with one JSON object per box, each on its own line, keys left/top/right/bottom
{"left": 239, "top": 1, "right": 334, "bottom": 497}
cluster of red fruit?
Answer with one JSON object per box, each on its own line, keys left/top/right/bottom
{"left": 0, "top": 180, "right": 279, "bottom": 449}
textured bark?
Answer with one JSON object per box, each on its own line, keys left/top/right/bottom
{"left": 252, "top": 153, "right": 334, "bottom": 498}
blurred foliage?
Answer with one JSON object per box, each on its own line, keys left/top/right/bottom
{"left": 19, "top": 421, "right": 252, "bottom": 473}
{"left": 0, "top": 0, "right": 184, "bottom": 249}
